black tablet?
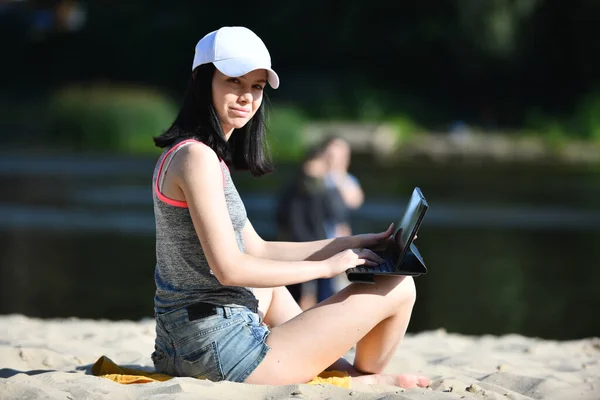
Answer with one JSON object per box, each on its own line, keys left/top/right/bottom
{"left": 346, "top": 187, "right": 429, "bottom": 283}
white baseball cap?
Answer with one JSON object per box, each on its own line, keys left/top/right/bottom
{"left": 192, "top": 26, "right": 280, "bottom": 89}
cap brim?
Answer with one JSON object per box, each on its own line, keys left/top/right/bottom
{"left": 213, "top": 58, "right": 279, "bottom": 89}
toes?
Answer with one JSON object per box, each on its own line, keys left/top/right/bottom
{"left": 397, "top": 374, "right": 418, "bottom": 388}
{"left": 417, "top": 376, "right": 430, "bottom": 387}
{"left": 396, "top": 374, "right": 430, "bottom": 388}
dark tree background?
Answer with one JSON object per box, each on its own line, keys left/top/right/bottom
{"left": 2, "top": 0, "right": 599, "bottom": 132}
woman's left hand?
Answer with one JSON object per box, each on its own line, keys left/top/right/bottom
{"left": 353, "top": 223, "right": 395, "bottom": 251}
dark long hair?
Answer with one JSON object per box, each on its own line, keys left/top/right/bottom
{"left": 153, "top": 63, "right": 273, "bottom": 176}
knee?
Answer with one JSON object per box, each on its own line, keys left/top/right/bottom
{"left": 401, "top": 276, "right": 417, "bottom": 307}
{"left": 386, "top": 275, "right": 416, "bottom": 308}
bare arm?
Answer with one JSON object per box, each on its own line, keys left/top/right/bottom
{"left": 244, "top": 219, "right": 392, "bottom": 264}
{"left": 330, "top": 172, "right": 364, "bottom": 209}
{"left": 243, "top": 220, "right": 359, "bottom": 262}
{"left": 173, "top": 144, "right": 377, "bottom": 288}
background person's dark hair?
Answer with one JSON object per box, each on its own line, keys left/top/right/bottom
{"left": 317, "top": 134, "right": 346, "bottom": 151}
{"left": 153, "top": 63, "right": 273, "bottom": 176}
{"left": 301, "top": 143, "right": 327, "bottom": 164}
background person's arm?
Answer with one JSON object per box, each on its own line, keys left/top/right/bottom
{"left": 330, "top": 172, "right": 364, "bottom": 209}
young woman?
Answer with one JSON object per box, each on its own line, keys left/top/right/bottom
{"left": 150, "top": 26, "right": 429, "bottom": 388}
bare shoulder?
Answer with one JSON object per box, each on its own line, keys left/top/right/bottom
{"left": 170, "top": 141, "right": 221, "bottom": 179}
{"left": 181, "top": 141, "right": 220, "bottom": 164}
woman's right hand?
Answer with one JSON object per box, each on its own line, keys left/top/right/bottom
{"left": 323, "top": 248, "right": 385, "bottom": 278}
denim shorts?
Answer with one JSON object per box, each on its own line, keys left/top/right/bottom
{"left": 151, "top": 305, "right": 271, "bottom": 382}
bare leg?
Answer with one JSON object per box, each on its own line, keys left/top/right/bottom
{"left": 245, "top": 276, "right": 428, "bottom": 387}
{"left": 354, "top": 276, "right": 416, "bottom": 373}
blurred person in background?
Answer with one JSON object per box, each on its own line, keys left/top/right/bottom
{"left": 322, "top": 135, "right": 364, "bottom": 238}
{"left": 320, "top": 136, "right": 365, "bottom": 300}
{"left": 149, "top": 26, "right": 428, "bottom": 388}
{"left": 275, "top": 144, "right": 346, "bottom": 309}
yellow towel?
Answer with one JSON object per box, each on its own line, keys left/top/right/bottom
{"left": 92, "top": 356, "right": 351, "bottom": 388}
{"left": 306, "top": 370, "right": 352, "bottom": 388}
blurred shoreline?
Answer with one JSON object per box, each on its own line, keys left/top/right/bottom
{"left": 392, "top": 131, "right": 600, "bottom": 165}
{"left": 5, "top": 129, "right": 600, "bottom": 167}
{"left": 2, "top": 151, "right": 600, "bottom": 236}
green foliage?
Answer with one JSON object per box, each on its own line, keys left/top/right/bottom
{"left": 457, "top": 0, "right": 541, "bottom": 59}
{"left": 356, "top": 94, "right": 387, "bottom": 122}
{"left": 574, "top": 92, "right": 600, "bottom": 142}
{"left": 388, "top": 114, "right": 422, "bottom": 143}
{"left": 524, "top": 109, "right": 570, "bottom": 148}
{"left": 526, "top": 92, "right": 600, "bottom": 145}
{"left": 47, "top": 85, "right": 177, "bottom": 154}
{"left": 3, "top": 0, "right": 600, "bottom": 140}
{"left": 266, "top": 105, "right": 308, "bottom": 162}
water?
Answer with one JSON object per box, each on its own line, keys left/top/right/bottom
{"left": 1, "top": 152, "right": 599, "bottom": 340}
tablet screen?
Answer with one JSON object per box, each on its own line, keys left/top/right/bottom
{"left": 394, "top": 188, "right": 428, "bottom": 261}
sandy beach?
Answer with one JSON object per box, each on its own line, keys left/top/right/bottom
{"left": 0, "top": 314, "right": 598, "bottom": 400}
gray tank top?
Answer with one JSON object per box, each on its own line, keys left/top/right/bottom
{"left": 152, "top": 139, "right": 258, "bottom": 313}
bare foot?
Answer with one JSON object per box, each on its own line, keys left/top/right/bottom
{"left": 353, "top": 373, "right": 430, "bottom": 388}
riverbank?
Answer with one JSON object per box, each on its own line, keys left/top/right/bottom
{"left": 302, "top": 123, "right": 600, "bottom": 165}
{"left": 397, "top": 131, "right": 600, "bottom": 165}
